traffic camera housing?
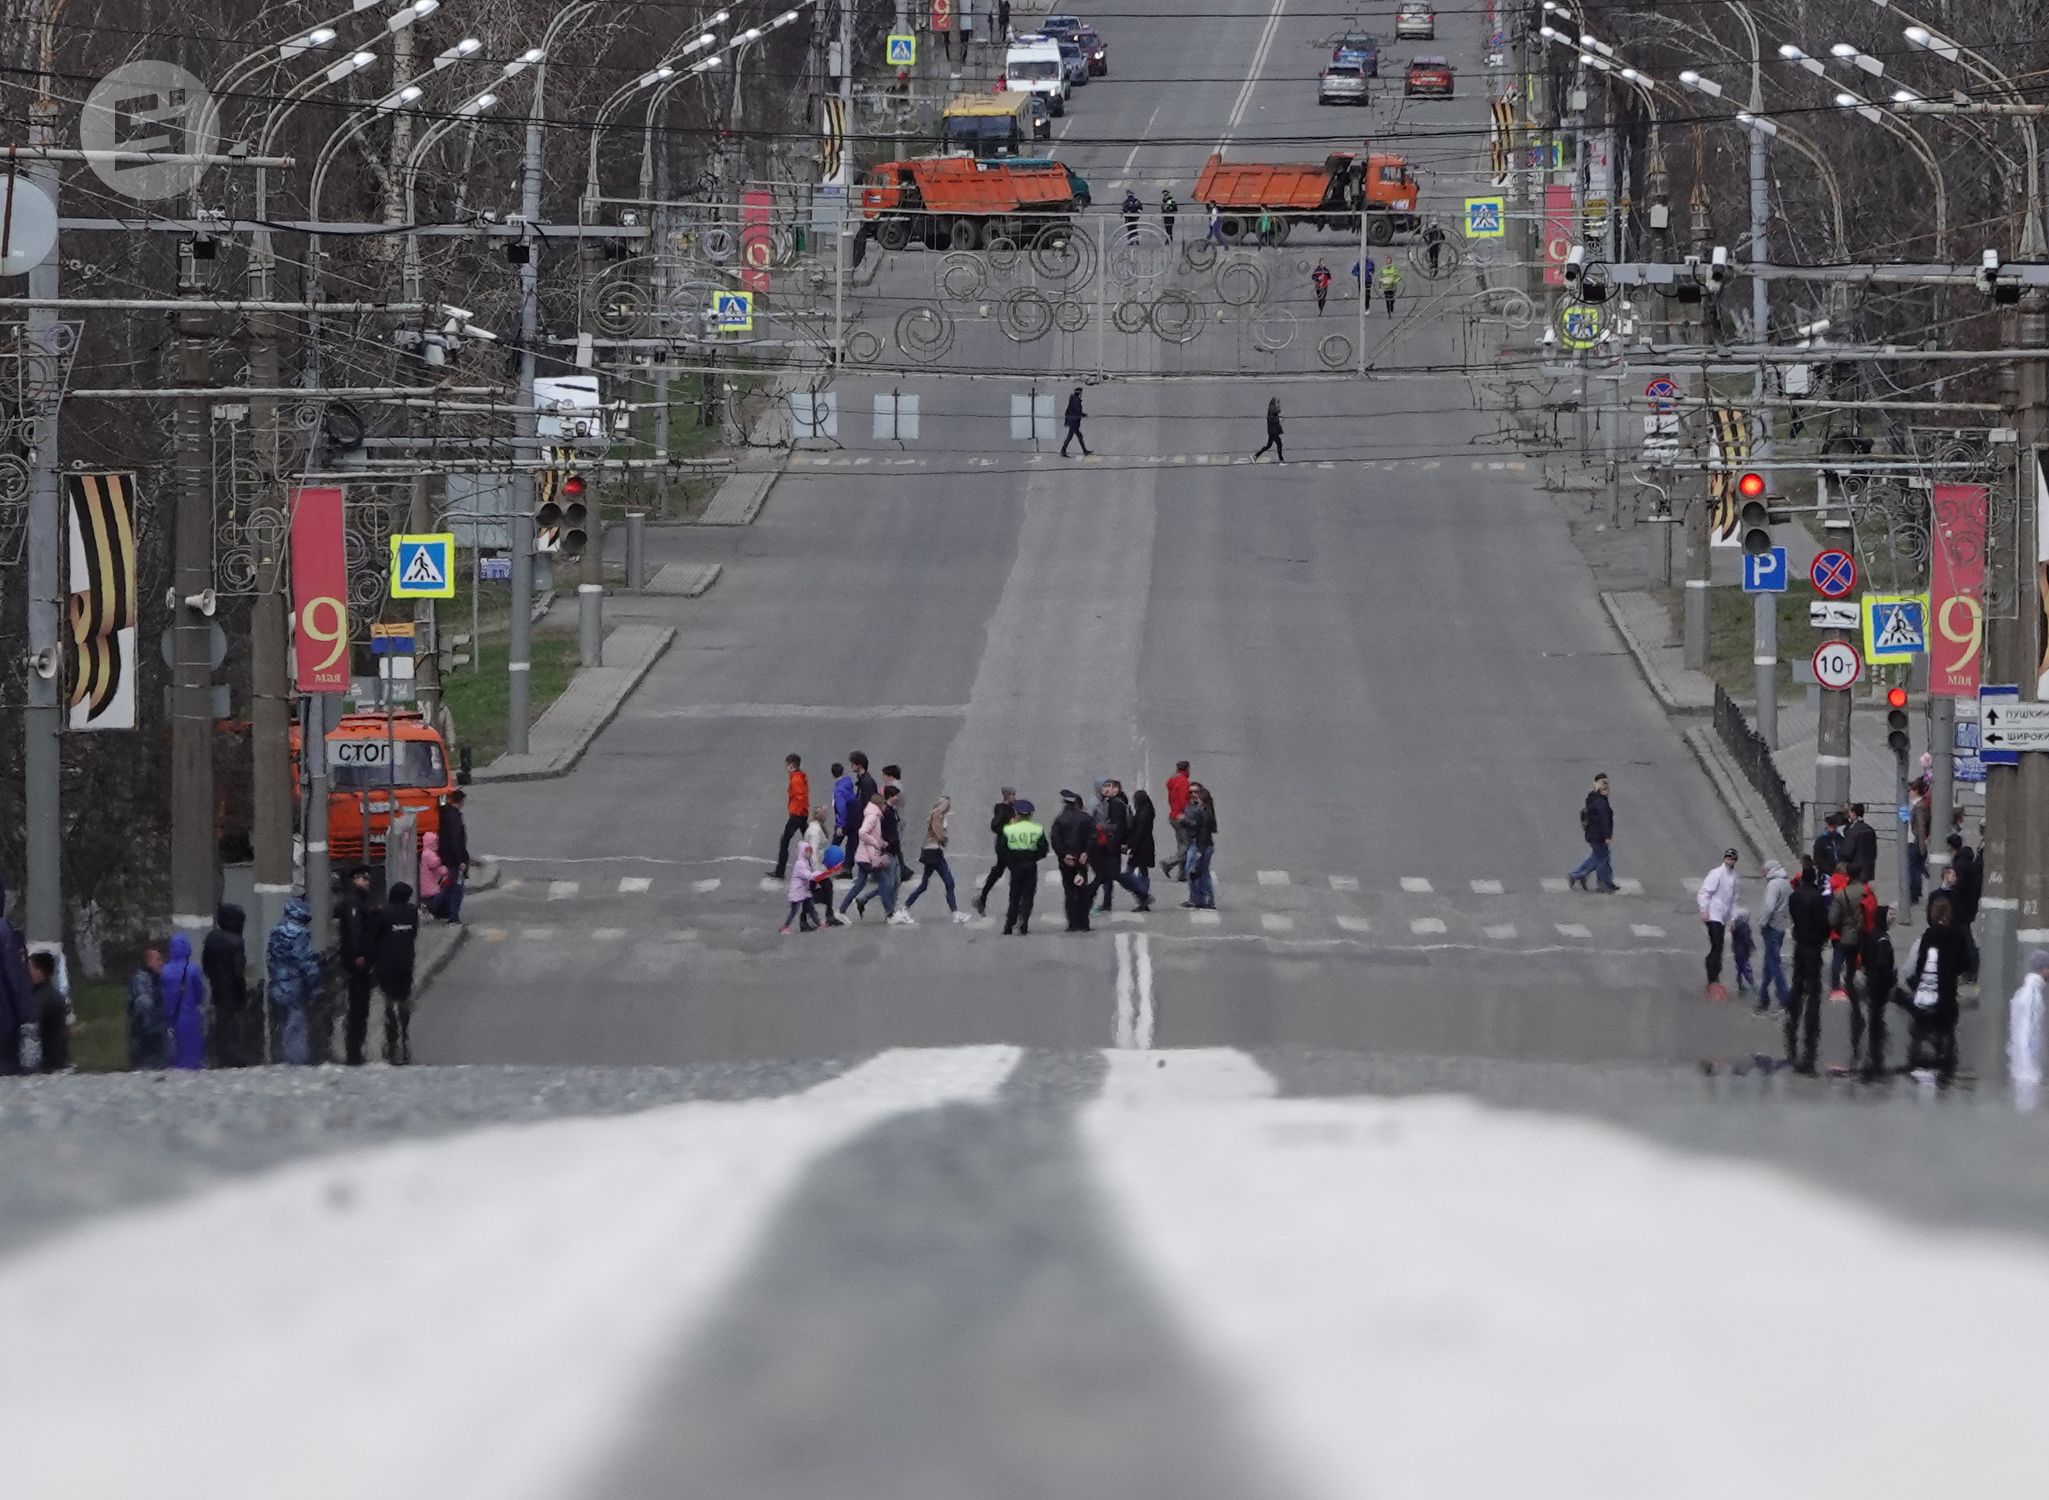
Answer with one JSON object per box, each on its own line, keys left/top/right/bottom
{"left": 1977, "top": 248, "right": 2022, "bottom": 305}
{"left": 1702, "top": 245, "right": 1731, "bottom": 293}
{"left": 1562, "top": 244, "right": 1586, "bottom": 296}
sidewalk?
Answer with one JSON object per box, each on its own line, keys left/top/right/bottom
{"left": 471, "top": 625, "right": 673, "bottom": 783}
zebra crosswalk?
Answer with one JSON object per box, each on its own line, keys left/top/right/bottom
{"left": 10, "top": 1046, "right": 2047, "bottom": 1497}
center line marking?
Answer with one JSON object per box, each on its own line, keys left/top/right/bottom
{"left": 1220, "top": 0, "right": 1292, "bottom": 146}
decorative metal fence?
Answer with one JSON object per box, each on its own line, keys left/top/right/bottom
{"left": 1712, "top": 685, "right": 1804, "bottom": 852}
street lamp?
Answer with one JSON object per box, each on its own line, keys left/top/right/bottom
{"left": 1778, "top": 43, "right": 1825, "bottom": 79}
{"left": 583, "top": 11, "right": 735, "bottom": 204}
{"left": 1829, "top": 41, "right": 1887, "bottom": 78}
{"left": 1896, "top": 11, "right": 2043, "bottom": 255}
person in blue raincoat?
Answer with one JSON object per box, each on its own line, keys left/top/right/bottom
{"left": 159, "top": 932, "right": 208, "bottom": 1070}
{"left": 266, "top": 898, "right": 323, "bottom": 1065}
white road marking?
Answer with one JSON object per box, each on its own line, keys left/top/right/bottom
{"left": 1097, "top": 1046, "right": 1274, "bottom": 1104}
{"left": 519, "top": 926, "right": 556, "bottom": 941}
{"left": 1540, "top": 877, "right": 1570, "bottom": 893}
{"left": 1334, "top": 915, "right": 1373, "bottom": 934}
{"left": 0, "top": 1049, "right": 1025, "bottom": 1499}
{"left": 1483, "top": 923, "right": 1518, "bottom": 941}
{"left": 499, "top": 877, "right": 525, "bottom": 892}
{"left": 1328, "top": 875, "right": 1360, "bottom": 893}
{"left": 1133, "top": 935, "right": 1155, "bottom": 1049}
{"left": 1555, "top": 923, "right": 1593, "bottom": 940}
{"left": 1083, "top": 1090, "right": 2049, "bottom": 1495}
{"left": 691, "top": 877, "right": 723, "bottom": 894}
{"left": 1256, "top": 869, "right": 1291, "bottom": 886}
{"left": 1632, "top": 923, "right": 1667, "bottom": 939}
{"left": 1470, "top": 878, "right": 1504, "bottom": 895}
{"left": 1616, "top": 877, "right": 1644, "bottom": 895}
{"left": 1400, "top": 876, "right": 1433, "bottom": 894}
{"left": 618, "top": 876, "right": 653, "bottom": 894}
{"left": 1410, "top": 917, "right": 1447, "bottom": 935}
{"left": 1219, "top": 0, "right": 1292, "bottom": 146}
{"left": 1114, "top": 933, "right": 1159, "bottom": 1050}
{"left": 591, "top": 928, "right": 626, "bottom": 942}
{"left": 757, "top": 878, "right": 781, "bottom": 893}
{"left": 546, "top": 880, "right": 579, "bottom": 901}
{"left": 1190, "top": 909, "right": 1222, "bottom": 926}
{"left": 1260, "top": 914, "right": 1295, "bottom": 932}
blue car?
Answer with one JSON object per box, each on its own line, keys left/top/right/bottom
{"left": 1332, "top": 30, "right": 1379, "bottom": 77}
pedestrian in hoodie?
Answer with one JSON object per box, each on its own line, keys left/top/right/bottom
{"left": 904, "top": 796, "right": 972, "bottom": 923}
{"left": 1566, "top": 773, "right": 1617, "bottom": 892}
{"left": 1060, "top": 386, "right": 1090, "bottom": 458}
{"left": 1253, "top": 397, "right": 1285, "bottom": 463}
{"left": 1828, "top": 864, "right": 1871, "bottom": 1002}
{"left": 974, "top": 785, "right": 1019, "bottom": 918}
{"left": 202, "top": 905, "right": 253, "bottom": 1066}
{"left": 1856, "top": 905, "right": 1900, "bottom": 1080}
{"left": 126, "top": 947, "right": 168, "bottom": 1071}
{"left": 1755, "top": 859, "right": 1791, "bottom": 1012}
{"left": 0, "top": 876, "right": 33, "bottom": 1075}
{"left": 376, "top": 882, "right": 420, "bottom": 1065}
{"left": 1179, "top": 783, "right": 1218, "bottom": 910}
{"left": 1696, "top": 848, "right": 1741, "bottom": 1000}
{"left": 266, "top": 898, "right": 322, "bottom": 1066}
{"left": 159, "top": 932, "right": 208, "bottom": 1071}
{"left": 418, "top": 832, "right": 452, "bottom": 920}
{"left": 830, "top": 761, "right": 855, "bottom": 847}
{"left": 1730, "top": 909, "right": 1755, "bottom": 998}
{"left": 27, "top": 951, "right": 68, "bottom": 1072}
{"left": 2009, "top": 951, "right": 2049, "bottom": 1097}
{"left": 877, "top": 786, "right": 915, "bottom": 925}
{"left": 807, "top": 804, "right": 846, "bottom": 927}
{"left": 782, "top": 842, "right": 822, "bottom": 933}
{"left": 1785, "top": 857, "right": 1832, "bottom": 1072}
{"left": 882, "top": 766, "right": 915, "bottom": 882}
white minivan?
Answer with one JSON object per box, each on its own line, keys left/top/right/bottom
{"left": 1004, "top": 35, "right": 1068, "bottom": 116}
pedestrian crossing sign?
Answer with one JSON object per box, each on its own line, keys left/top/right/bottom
{"left": 390, "top": 533, "right": 456, "bottom": 599}
{"left": 712, "top": 289, "right": 754, "bottom": 331}
{"left": 886, "top": 32, "right": 916, "bottom": 65}
{"left": 1463, "top": 196, "right": 1505, "bottom": 239}
{"left": 1862, "top": 592, "right": 1928, "bottom": 664}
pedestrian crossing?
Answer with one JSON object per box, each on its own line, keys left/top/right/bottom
{"left": 788, "top": 451, "right": 1533, "bottom": 475}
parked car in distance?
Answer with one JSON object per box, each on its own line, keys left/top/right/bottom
{"left": 1395, "top": 3, "right": 1435, "bottom": 40}
{"left": 1404, "top": 54, "right": 1453, "bottom": 96}
{"left": 1076, "top": 26, "right": 1108, "bottom": 74}
{"left": 1332, "top": 31, "right": 1379, "bottom": 76}
{"left": 1318, "top": 61, "right": 1367, "bottom": 105}
{"left": 1041, "top": 13, "right": 1083, "bottom": 39}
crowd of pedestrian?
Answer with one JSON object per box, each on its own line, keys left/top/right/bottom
{"left": 768, "top": 752, "right": 1217, "bottom": 937}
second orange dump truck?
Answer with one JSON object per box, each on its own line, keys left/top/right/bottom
{"left": 861, "top": 156, "right": 1082, "bottom": 251}
{"left": 1191, "top": 147, "right": 1422, "bottom": 246}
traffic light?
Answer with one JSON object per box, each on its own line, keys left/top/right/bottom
{"left": 1737, "top": 471, "right": 1772, "bottom": 555}
{"left": 556, "top": 471, "right": 589, "bottom": 559}
{"left": 1886, "top": 686, "right": 1910, "bottom": 759}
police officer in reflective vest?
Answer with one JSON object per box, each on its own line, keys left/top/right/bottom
{"left": 1002, "top": 800, "right": 1049, "bottom": 936}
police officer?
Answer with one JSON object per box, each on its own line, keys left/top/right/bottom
{"left": 338, "top": 866, "right": 382, "bottom": 1067}
{"left": 1159, "top": 189, "right": 1178, "bottom": 241}
{"left": 1051, "top": 789, "right": 1097, "bottom": 932}
{"left": 1001, "top": 800, "right": 1048, "bottom": 935}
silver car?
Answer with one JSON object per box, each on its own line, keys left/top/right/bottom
{"left": 1058, "top": 38, "right": 1089, "bottom": 86}
{"left": 1318, "top": 61, "right": 1367, "bottom": 105}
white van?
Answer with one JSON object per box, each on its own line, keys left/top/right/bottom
{"left": 1004, "top": 35, "right": 1068, "bottom": 116}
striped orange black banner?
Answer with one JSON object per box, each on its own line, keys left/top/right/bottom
{"left": 1490, "top": 97, "right": 1513, "bottom": 185}
{"left": 1707, "top": 406, "right": 1751, "bottom": 541}
{"left": 63, "top": 470, "right": 138, "bottom": 726}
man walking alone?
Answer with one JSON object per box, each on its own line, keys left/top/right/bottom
{"left": 1566, "top": 772, "right": 1617, "bottom": 892}
{"left": 1696, "top": 848, "right": 1741, "bottom": 1001}
{"left": 1060, "top": 386, "right": 1090, "bottom": 457}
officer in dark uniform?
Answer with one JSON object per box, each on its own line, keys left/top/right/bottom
{"left": 1051, "top": 789, "right": 1097, "bottom": 932}
{"left": 1001, "top": 800, "right": 1048, "bottom": 935}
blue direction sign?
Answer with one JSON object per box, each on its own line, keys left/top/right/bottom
{"left": 1954, "top": 715, "right": 1987, "bottom": 783}
{"left": 1981, "top": 683, "right": 2020, "bottom": 766}
{"left": 1742, "top": 546, "right": 1789, "bottom": 593}
{"left": 1810, "top": 548, "right": 1857, "bottom": 598}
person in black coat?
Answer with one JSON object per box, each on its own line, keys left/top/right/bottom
{"left": 202, "top": 904, "right": 252, "bottom": 1067}
{"left": 1785, "top": 856, "right": 1833, "bottom": 1073}
{"left": 1254, "top": 397, "right": 1285, "bottom": 463}
{"left": 376, "top": 882, "right": 420, "bottom": 1065}
{"left": 1060, "top": 387, "right": 1090, "bottom": 457}
{"left": 0, "top": 876, "right": 31, "bottom": 1075}
{"left": 1811, "top": 813, "right": 1844, "bottom": 878}
{"left": 973, "top": 786, "right": 1018, "bottom": 918}
{"left": 1842, "top": 805, "right": 1879, "bottom": 895}
{"left": 1090, "top": 780, "right": 1148, "bottom": 913}
{"left": 1050, "top": 789, "right": 1097, "bottom": 931}
{"left": 1899, "top": 894, "right": 1968, "bottom": 1082}
{"left": 1856, "top": 905, "right": 1900, "bottom": 1080}
{"left": 1127, "top": 790, "right": 1158, "bottom": 895}
{"left": 437, "top": 790, "right": 471, "bottom": 922}
{"left": 338, "top": 867, "right": 382, "bottom": 1067}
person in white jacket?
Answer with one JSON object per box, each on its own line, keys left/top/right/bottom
{"left": 1696, "top": 848, "right": 1742, "bottom": 1000}
{"left": 2009, "top": 950, "right": 2049, "bottom": 1101}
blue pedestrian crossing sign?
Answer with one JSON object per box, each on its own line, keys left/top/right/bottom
{"left": 712, "top": 289, "right": 754, "bottom": 331}
{"left": 390, "top": 533, "right": 456, "bottom": 599}
{"left": 1741, "top": 545, "right": 1788, "bottom": 593}
{"left": 1462, "top": 196, "right": 1505, "bottom": 239}
{"left": 886, "top": 32, "right": 916, "bottom": 65}
{"left": 1862, "top": 592, "right": 1928, "bottom": 664}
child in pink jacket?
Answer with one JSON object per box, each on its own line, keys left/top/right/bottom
{"left": 418, "top": 832, "right": 451, "bottom": 919}
{"left": 782, "top": 842, "right": 821, "bottom": 933}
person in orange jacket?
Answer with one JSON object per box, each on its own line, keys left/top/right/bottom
{"left": 771, "top": 753, "right": 811, "bottom": 880}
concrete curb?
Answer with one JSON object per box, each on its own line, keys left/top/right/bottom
{"left": 471, "top": 625, "right": 674, "bottom": 784}
{"left": 1600, "top": 591, "right": 1714, "bottom": 716}
{"left": 647, "top": 561, "right": 722, "bottom": 596}
{"left": 691, "top": 470, "right": 776, "bottom": 526}
{"left": 1684, "top": 724, "right": 1800, "bottom": 868}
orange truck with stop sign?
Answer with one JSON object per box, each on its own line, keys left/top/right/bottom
{"left": 1191, "top": 147, "right": 1421, "bottom": 246}
{"left": 861, "top": 156, "right": 1080, "bottom": 251}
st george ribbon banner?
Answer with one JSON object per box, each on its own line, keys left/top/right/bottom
{"left": 291, "top": 486, "right": 350, "bottom": 694}
{"left": 64, "top": 471, "right": 138, "bottom": 730}
{"left": 1929, "top": 482, "right": 1987, "bottom": 699}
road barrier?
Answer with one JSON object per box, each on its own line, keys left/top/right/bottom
{"left": 1712, "top": 685, "right": 1805, "bottom": 852}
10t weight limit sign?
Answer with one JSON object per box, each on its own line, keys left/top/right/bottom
{"left": 1812, "top": 640, "right": 1862, "bottom": 692}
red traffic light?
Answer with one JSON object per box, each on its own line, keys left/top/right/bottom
{"left": 1737, "top": 471, "right": 1767, "bottom": 500}
{"left": 561, "top": 474, "right": 586, "bottom": 497}
{"left": 1886, "top": 686, "right": 1908, "bottom": 709}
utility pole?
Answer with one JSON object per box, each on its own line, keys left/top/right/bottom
{"left": 245, "top": 193, "right": 294, "bottom": 945}
{"left": 1746, "top": 35, "right": 1776, "bottom": 750}
{"left": 1683, "top": 184, "right": 1710, "bottom": 673}
{"left": 169, "top": 240, "right": 218, "bottom": 934}
{"left": 21, "top": 14, "right": 63, "bottom": 950}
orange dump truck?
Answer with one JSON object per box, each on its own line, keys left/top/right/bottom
{"left": 861, "top": 156, "right": 1080, "bottom": 251}
{"left": 324, "top": 710, "right": 456, "bottom": 866}
{"left": 1191, "top": 148, "right": 1421, "bottom": 246}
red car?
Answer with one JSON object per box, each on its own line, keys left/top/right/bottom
{"left": 1404, "top": 55, "right": 1453, "bottom": 97}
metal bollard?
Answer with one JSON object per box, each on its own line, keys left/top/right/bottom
{"left": 626, "top": 511, "right": 647, "bottom": 592}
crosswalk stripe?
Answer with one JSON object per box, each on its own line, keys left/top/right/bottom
{"left": 1410, "top": 917, "right": 1446, "bottom": 935}
{"left": 757, "top": 878, "right": 781, "bottom": 893}
{"left": 1190, "top": 910, "right": 1221, "bottom": 926}
{"left": 592, "top": 928, "right": 626, "bottom": 942}
{"left": 519, "top": 926, "right": 556, "bottom": 941}
{"left": 1555, "top": 923, "right": 1592, "bottom": 939}
{"left": 479, "top": 927, "right": 507, "bottom": 942}
{"left": 618, "top": 877, "right": 652, "bottom": 894}
{"left": 1616, "top": 878, "right": 1644, "bottom": 895}
{"left": 1097, "top": 1047, "right": 1276, "bottom": 1102}
{"left": 1400, "top": 877, "right": 1433, "bottom": 894}
{"left": 1260, "top": 914, "right": 1295, "bottom": 932}
{"left": 1483, "top": 923, "right": 1518, "bottom": 941}
{"left": 1540, "top": 877, "right": 1569, "bottom": 893}
{"left": 1470, "top": 879, "right": 1503, "bottom": 895}
{"left": 1328, "top": 874, "right": 1359, "bottom": 893}
{"left": 691, "top": 877, "right": 723, "bottom": 894}
{"left": 1255, "top": 870, "right": 1290, "bottom": 886}
{"left": 546, "top": 880, "right": 579, "bottom": 900}
{"left": 1632, "top": 923, "right": 1667, "bottom": 939}
{"left": 1334, "top": 915, "right": 1372, "bottom": 934}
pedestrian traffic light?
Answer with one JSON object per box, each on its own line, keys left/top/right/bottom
{"left": 1886, "top": 686, "right": 1910, "bottom": 758}
{"left": 557, "top": 471, "right": 589, "bottom": 559}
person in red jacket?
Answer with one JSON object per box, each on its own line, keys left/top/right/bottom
{"left": 771, "top": 753, "right": 811, "bottom": 880}
{"left": 1162, "top": 761, "right": 1192, "bottom": 880}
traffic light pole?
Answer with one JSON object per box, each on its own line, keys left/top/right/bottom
{"left": 1754, "top": 592, "right": 1778, "bottom": 748}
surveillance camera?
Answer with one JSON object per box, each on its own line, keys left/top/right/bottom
{"left": 1702, "top": 246, "right": 1731, "bottom": 291}
{"left": 1977, "top": 248, "right": 2002, "bottom": 297}
{"left": 1711, "top": 245, "right": 1730, "bottom": 267}
{"left": 1563, "top": 244, "right": 1586, "bottom": 290}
